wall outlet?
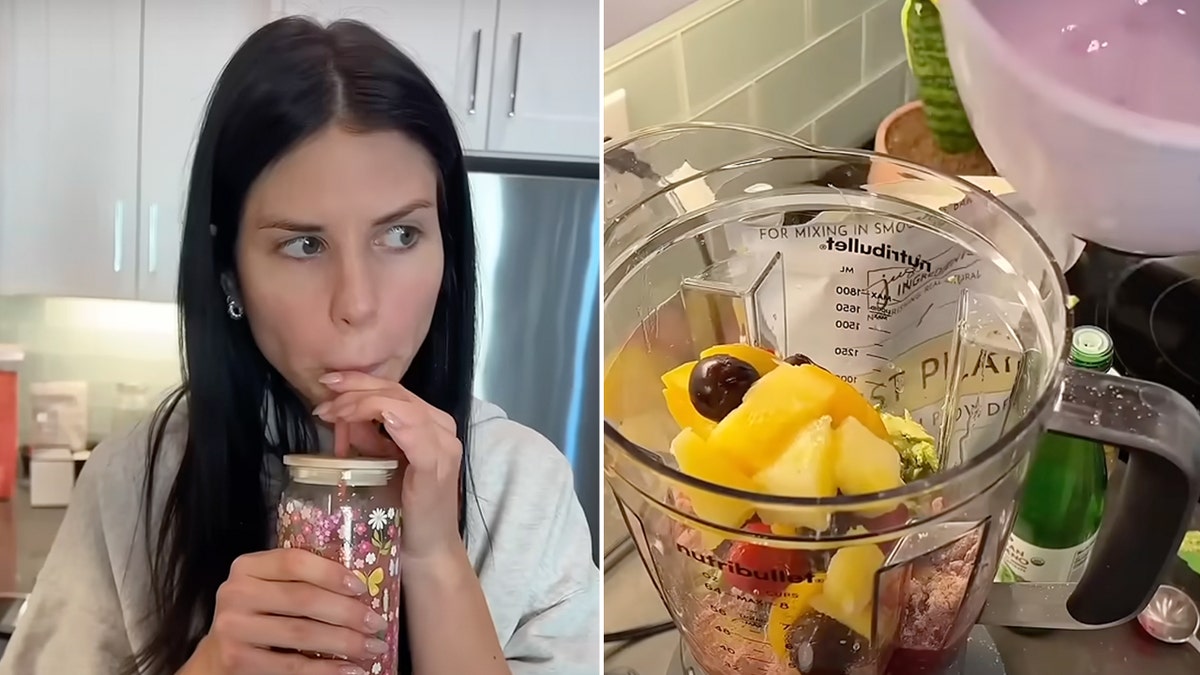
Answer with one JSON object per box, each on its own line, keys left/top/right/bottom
{"left": 603, "top": 89, "right": 631, "bottom": 142}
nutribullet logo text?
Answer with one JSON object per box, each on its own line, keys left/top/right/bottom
{"left": 823, "top": 237, "right": 933, "bottom": 273}
{"left": 675, "top": 542, "right": 815, "bottom": 584}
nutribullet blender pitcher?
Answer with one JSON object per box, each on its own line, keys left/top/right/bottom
{"left": 602, "top": 123, "right": 1200, "bottom": 675}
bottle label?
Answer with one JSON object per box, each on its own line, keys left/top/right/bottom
{"left": 996, "top": 531, "right": 1098, "bottom": 583}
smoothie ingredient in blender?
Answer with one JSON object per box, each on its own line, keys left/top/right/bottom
{"left": 788, "top": 612, "right": 871, "bottom": 675}
{"left": 663, "top": 343, "right": 937, "bottom": 502}
{"left": 766, "top": 581, "right": 824, "bottom": 660}
{"left": 689, "top": 354, "right": 760, "bottom": 421}
{"left": 783, "top": 353, "right": 818, "bottom": 367}
{"left": 671, "top": 427, "right": 757, "bottom": 530}
{"left": 754, "top": 415, "right": 838, "bottom": 531}
{"left": 661, "top": 341, "right": 953, "bottom": 673}
{"left": 997, "top": 326, "right": 1112, "bottom": 583}
{"left": 832, "top": 418, "right": 904, "bottom": 497}
{"left": 725, "top": 522, "right": 815, "bottom": 597}
{"left": 882, "top": 412, "right": 939, "bottom": 483}
{"left": 890, "top": 531, "right": 983, "bottom": 673}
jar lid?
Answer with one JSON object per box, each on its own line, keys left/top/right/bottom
{"left": 283, "top": 455, "right": 399, "bottom": 470}
{"left": 283, "top": 454, "right": 399, "bottom": 487}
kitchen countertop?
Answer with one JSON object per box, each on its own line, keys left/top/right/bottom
{"left": 0, "top": 485, "right": 65, "bottom": 661}
{"left": 0, "top": 484, "right": 65, "bottom": 596}
{"left": 604, "top": 466, "right": 1200, "bottom": 675}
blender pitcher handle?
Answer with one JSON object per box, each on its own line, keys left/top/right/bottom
{"left": 980, "top": 366, "right": 1200, "bottom": 629}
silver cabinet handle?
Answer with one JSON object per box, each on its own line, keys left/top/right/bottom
{"left": 147, "top": 203, "right": 159, "bottom": 273}
{"left": 113, "top": 200, "right": 124, "bottom": 272}
{"left": 507, "top": 32, "right": 523, "bottom": 118}
{"left": 467, "top": 29, "right": 482, "bottom": 115}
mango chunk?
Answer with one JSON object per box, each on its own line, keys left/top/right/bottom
{"left": 803, "top": 365, "right": 889, "bottom": 438}
{"left": 754, "top": 416, "right": 837, "bottom": 531}
{"left": 661, "top": 360, "right": 716, "bottom": 438}
{"left": 670, "top": 428, "right": 755, "bottom": 530}
{"left": 822, "top": 543, "right": 885, "bottom": 619}
{"left": 834, "top": 416, "right": 904, "bottom": 496}
{"left": 708, "top": 364, "right": 839, "bottom": 475}
{"left": 810, "top": 591, "right": 875, "bottom": 640}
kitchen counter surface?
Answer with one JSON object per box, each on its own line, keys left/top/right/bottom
{"left": 0, "top": 484, "right": 65, "bottom": 596}
{"left": 604, "top": 466, "right": 1200, "bottom": 675}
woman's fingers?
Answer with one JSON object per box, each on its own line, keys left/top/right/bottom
{"left": 317, "top": 375, "right": 457, "bottom": 434}
{"left": 213, "top": 612, "right": 389, "bottom": 662}
{"left": 230, "top": 548, "right": 365, "bottom": 596}
{"left": 313, "top": 393, "right": 460, "bottom": 483}
{"left": 216, "top": 578, "right": 386, "bottom": 634}
{"left": 343, "top": 421, "right": 404, "bottom": 458}
{"left": 382, "top": 420, "right": 460, "bottom": 480}
{"left": 207, "top": 637, "right": 372, "bottom": 675}
{"left": 319, "top": 370, "right": 409, "bottom": 394}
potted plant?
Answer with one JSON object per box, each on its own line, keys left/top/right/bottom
{"left": 874, "top": 0, "right": 995, "bottom": 177}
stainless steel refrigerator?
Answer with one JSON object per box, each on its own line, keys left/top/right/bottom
{"left": 467, "top": 166, "right": 600, "bottom": 562}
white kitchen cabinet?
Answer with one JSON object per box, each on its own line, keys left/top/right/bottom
{"left": 138, "top": 0, "right": 271, "bottom": 302}
{"left": 274, "top": 0, "right": 598, "bottom": 160}
{"left": 0, "top": 0, "right": 598, "bottom": 301}
{"left": 0, "top": 0, "right": 266, "bottom": 302}
{"left": 273, "top": 0, "right": 500, "bottom": 153}
{"left": 486, "top": 0, "right": 600, "bottom": 159}
{"left": 0, "top": 0, "right": 143, "bottom": 299}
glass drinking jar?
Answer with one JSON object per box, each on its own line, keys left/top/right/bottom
{"left": 277, "top": 455, "right": 403, "bottom": 675}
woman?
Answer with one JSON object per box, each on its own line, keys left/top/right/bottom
{"left": 0, "top": 17, "right": 598, "bottom": 675}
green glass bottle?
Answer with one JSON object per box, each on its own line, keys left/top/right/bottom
{"left": 997, "top": 326, "right": 1111, "bottom": 583}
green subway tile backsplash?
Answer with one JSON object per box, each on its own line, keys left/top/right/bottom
{"left": 605, "top": 0, "right": 914, "bottom": 146}
{"left": 0, "top": 296, "right": 180, "bottom": 445}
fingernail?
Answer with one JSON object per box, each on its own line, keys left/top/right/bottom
{"left": 364, "top": 638, "right": 389, "bottom": 655}
{"left": 313, "top": 401, "right": 331, "bottom": 417}
{"left": 382, "top": 410, "right": 399, "bottom": 427}
{"left": 364, "top": 611, "right": 388, "bottom": 632}
{"left": 319, "top": 373, "right": 342, "bottom": 384}
{"left": 339, "top": 667, "right": 367, "bottom": 675}
{"left": 344, "top": 575, "right": 367, "bottom": 595}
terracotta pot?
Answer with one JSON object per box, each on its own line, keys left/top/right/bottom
{"left": 867, "top": 100, "right": 924, "bottom": 185}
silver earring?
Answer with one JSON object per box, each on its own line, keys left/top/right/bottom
{"left": 226, "top": 296, "right": 244, "bottom": 320}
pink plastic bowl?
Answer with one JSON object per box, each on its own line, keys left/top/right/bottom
{"left": 939, "top": 0, "right": 1200, "bottom": 256}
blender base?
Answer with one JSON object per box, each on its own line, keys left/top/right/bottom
{"left": 667, "top": 625, "right": 1007, "bottom": 675}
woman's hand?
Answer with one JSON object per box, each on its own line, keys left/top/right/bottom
{"left": 183, "top": 548, "right": 388, "bottom": 675}
{"left": 313, "top": 372, "right": 463, "bottom": 562}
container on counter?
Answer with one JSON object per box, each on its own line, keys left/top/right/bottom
{"left": 997, "top": 326, "right": 1113, "bottom": 584}
{"left": 112, "top": 382, "right": 150, "bottom": 435}
{"left": 277, "top": 455, "right": 402, "bottom": 675}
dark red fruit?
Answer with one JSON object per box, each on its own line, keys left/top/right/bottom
{"left": 837, "top": 505, "right": 910, "bottom": 556}
{"left": 885, "top": 645, "right": 966, "bottom": 675}
{"left": 689, "top": 354, "right": 759, "bottom": 421}
{"left": 724, "top": 522, "right": 812, "bottom": 597}
{"left": 790, "top": 612, "right": 869, "bottom": 675}
{"left": 856, "top": 505, "right": 911, "bottom": 533}
{"left": 784, "top": 353, "right": 816, "bottom": 367}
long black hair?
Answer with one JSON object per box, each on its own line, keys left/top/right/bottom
{"left": 129, "top": 17, "right": 477, "bottom": 675}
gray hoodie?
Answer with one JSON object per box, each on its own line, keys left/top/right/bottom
{"left": 0, "top": 398, "right": 599, "bottom": 674}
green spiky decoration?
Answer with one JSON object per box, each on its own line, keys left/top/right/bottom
{"left": 902, "top": 0, "right": 979, "bottom": 154}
